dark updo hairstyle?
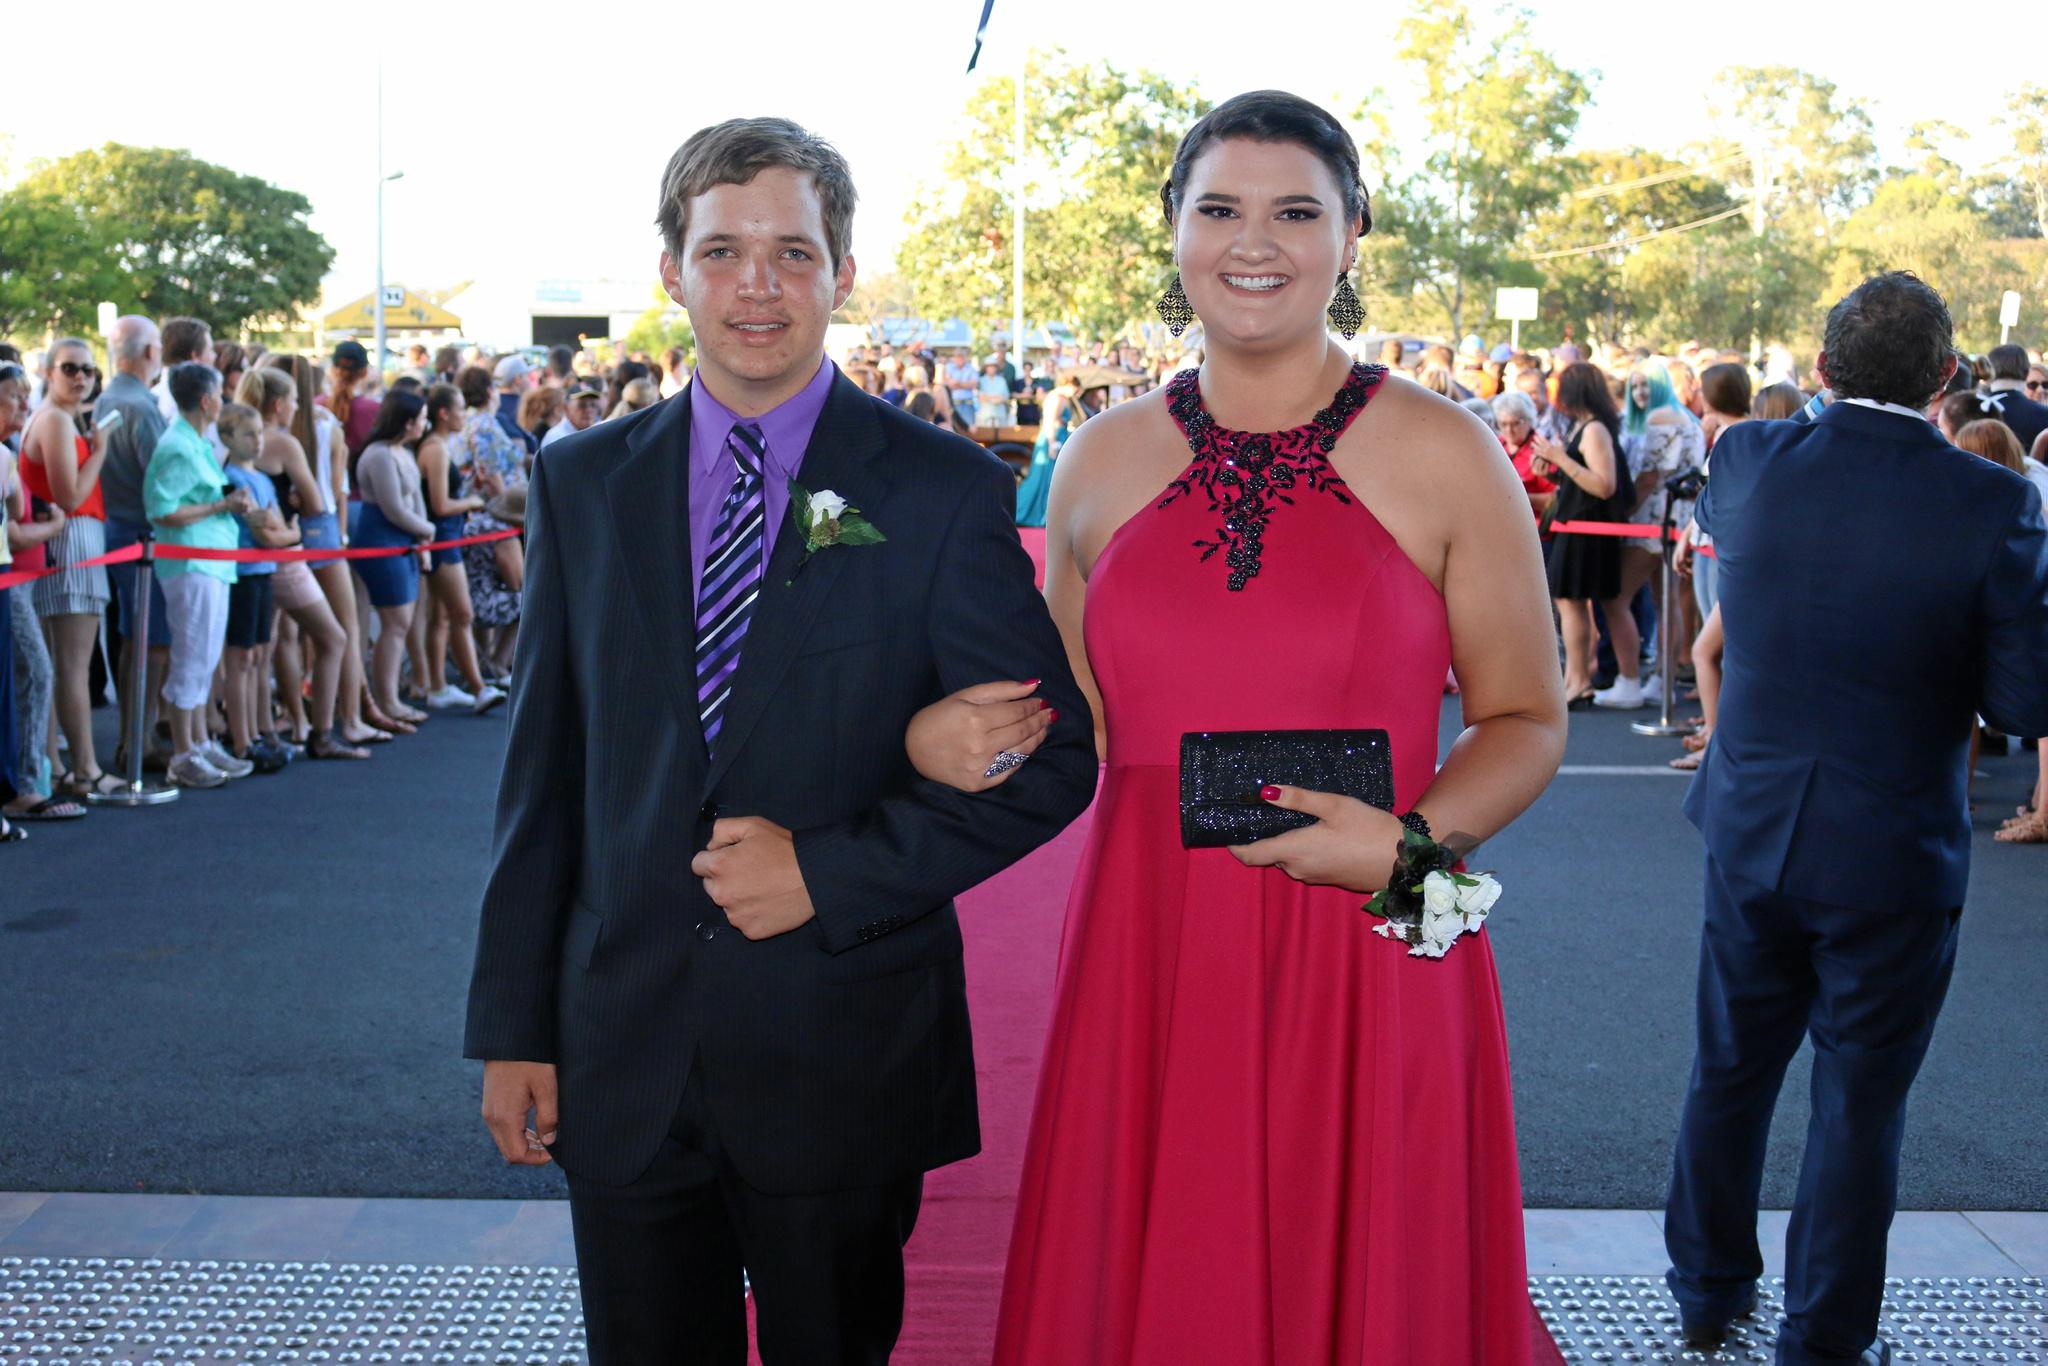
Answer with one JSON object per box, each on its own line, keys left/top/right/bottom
{"left": 1553, "top": 361, "right": 1621, "bottom": 428}
{"left": 1820, "top": 271, "right": 1954, "bottom": 407}
{"left": 1160, "top": 90, "right": 1371, "bottom": 237}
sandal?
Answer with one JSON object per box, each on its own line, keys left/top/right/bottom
{"left": 1683, "top": 732, "right": 1709, "bottom": 752}
{"left": 61, "top": 769, "right": 130, "bottom": 799}
{"left": 1669, "top": 750, "right": 1704, "bottom": 771}
{"left": 365, "top": 711, "right": 417, "bottom": 736}
{"left": 0, "top": 817, "right": 24, "bottom": 844}
{"left": 8, "top": 794, "right": 88, "bottom": 821}
{"left": 1566, "top": 690, "right": 1598, "bottom": 711}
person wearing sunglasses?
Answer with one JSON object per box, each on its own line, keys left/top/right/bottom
{"left": 1981, "top": 343, "right": 2048, "bottom": 453}
{"left": 17, "top": 338, "right": 118, "bottom": 798}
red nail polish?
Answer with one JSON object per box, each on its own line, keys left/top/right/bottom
{"left": 1261, "top": 785, "right": 1282, "bottom": 802}
{"left": 1025, "top": 678, "right": 1042, "bottom": 688}
{"left": 1048, "top": 709, "right": 1060, "bottom": 724}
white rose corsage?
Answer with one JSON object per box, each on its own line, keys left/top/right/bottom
{"left": 1364, "top": 826, "right": 1501, "bottom": 959}
{"left": 787, "top": 481, "right": 885, "bottom": 584}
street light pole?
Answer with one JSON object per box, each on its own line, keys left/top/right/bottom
{"left": 376, "top": 63, "right": 386, "bottom": 377}
{"left": 374, "top": 65, "right": 404, "bottom": 378}
{"left": 1011, "top": 43, "right": 1027, "bottom": 365}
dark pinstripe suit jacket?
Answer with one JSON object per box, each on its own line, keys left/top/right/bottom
{"left": 463, "top": 369, "right": 1098, "bottom": 1193}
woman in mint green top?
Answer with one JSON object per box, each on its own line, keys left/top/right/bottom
{"left": 146, "top": 415, "right": 241, "bottom": 584}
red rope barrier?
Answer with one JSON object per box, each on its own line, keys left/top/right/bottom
{"left": 0, "top": 528, "right": 521, "bottom": 592}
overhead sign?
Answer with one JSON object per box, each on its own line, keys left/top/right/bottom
{"left": 1495, "top": 287, "right": 1539, "bottom": 322}
{"left": 2001, "top": 291, "right": 2022, "bottom": 328}
{"left": 323, "top": 288, "right": 464, "bottom": 334}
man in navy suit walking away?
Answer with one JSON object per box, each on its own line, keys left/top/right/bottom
{"left": 1666, "top": 272, "right": 2048, "bottom": 1365}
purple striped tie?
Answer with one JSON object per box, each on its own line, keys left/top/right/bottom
{"left": 695, "top": 423, "right": 767, "bottom": 749}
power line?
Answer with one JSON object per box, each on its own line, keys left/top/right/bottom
{"left": 1520, "top": 204, "right": 1748, "bottom": 262}
{"left": 1569, "top": 151, "right": 1749, "bottom": 200}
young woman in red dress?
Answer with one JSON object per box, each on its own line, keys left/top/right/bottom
{"left": 909, "top": 91, "right": 1567, "bottom": 1364}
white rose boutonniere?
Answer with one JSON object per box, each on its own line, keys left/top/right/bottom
{"left": 1363, "top": 827, "right": 1502, "bottom": 960}
{"left": 787, "top": 481, "right": 885, "bottom": 584}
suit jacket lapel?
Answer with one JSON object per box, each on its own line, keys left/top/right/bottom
{"left": 702, "top": 374, "right": 892, "bottom": 797}
{"left": 604, "top": 390, "right": 707, "bottom": 752}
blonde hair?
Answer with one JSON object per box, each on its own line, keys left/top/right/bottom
{"left": 237, "top": 367, "right": 295, "bottom": 421}
{"left": 608, "top": 377, "right": 661, "bottom": 419}
{"left": 216, "top": 402, "right": 263, "bottom": 445}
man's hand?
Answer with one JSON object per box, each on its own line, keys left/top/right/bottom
{"left": 1227, "top": 785, "right": 1408, "bottom": 894}
{"left": 481, "top": 1060, "right": 557, "bottom": 1166}
{"left": 223, "top": 487, "right": 258, "bottom": 518}
{"left": 692, "top": 817, "right": 815, "bottom": 939}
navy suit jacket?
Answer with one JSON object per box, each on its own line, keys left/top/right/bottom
{"left": 463, "top": 371, "right": 1098, "bottom": 1192}
{"left": 1983, "top": 385, "right": 2048, "bottom": 454}
{"left": 1684, "top": 401, "right": 2048, "bottom": 910}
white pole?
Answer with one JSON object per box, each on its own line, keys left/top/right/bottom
{"left": 1511, "top": 318, "right": 1520, "bottom": 351}
{"left": 1011, "top": 45, "right": 1026, "bottom": 369}
{"left": 374, "top": 61, "right": 387, "bottom": 380}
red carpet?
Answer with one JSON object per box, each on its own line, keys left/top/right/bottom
{"left": 1017, "top": 526, "right": 1047, "bottom": 589}
{"left": 748, "top": 800, "right": 1566, "bottom": 1362}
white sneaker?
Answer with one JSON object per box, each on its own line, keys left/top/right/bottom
{"left": 200, "top": 741, "right": 255, "bottom": 779}
{"left": 427, "top": 685, "right": 478, "bottom": 709}
{"left": 1640, "top": 671, "right": 1663, "bottom": 699}
{"left": 168, "top": 752, "right": 227, "bottom": 789}
{"left": 472, "top": 684, "right": 506, "bottom": 716}
{"left": 1592, "top": 675, "right": 1647, "bottom": 709}
{"left": 1581, "top": 679, "right": 1646, "bottom": 712}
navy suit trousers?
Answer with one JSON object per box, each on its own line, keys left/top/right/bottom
{"left": 1665, "top": 856, "right": 1960, "bottom": 1365}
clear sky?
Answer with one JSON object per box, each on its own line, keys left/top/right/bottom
{"left": 6, "top": 0, "right": 2030, "bottom": 319}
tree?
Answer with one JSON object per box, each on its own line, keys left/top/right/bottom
{"left": 1703, "top": 68, "right": 1878, "bottom": 241}
{"left": 13, "top": 144, "right": 332, "bottom": 336}
{"left": 1996, "top": 84, "right": 2048, "bottom": 238}
{"left": 621, "top": 286, "right": 694, "bottom": 362}
{"left": 897, "top": 50, "right": 1209, "bottom": 340}
{"left": 836, "top": 269, "right": 916, "bottom": 330}
{"left": 1364, "top": 1, "right": 1589, "bottom": 341}
{"left": 1828, "top": 175, "right": 2018, "bottom": 351}
{"left": 1520, "top": 148, "right": 1735, "bottom": 346}
{"left": 0, "top": 187, "right": 123, "bottom": 339}
{"left": 1620, "top": 221, "right": 1824, "bottom": 353}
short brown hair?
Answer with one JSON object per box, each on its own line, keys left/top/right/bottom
{"left": 518, "top": 385, "right": 564, "bottom": 434}
{"left": 655, "top": 117, "right": 857, "bottom": 267}
{"left": 161, "top": 317, "right": 213, "bottom": 365}
{"left": 456, "top": 364, "right": 495, "bottom": 412}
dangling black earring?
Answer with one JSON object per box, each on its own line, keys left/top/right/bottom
{"left": 1328, "top": 275, "right": 1364, "bottom": 341}
{"left": 1156, "top": 274, "right": 1194, "bottom": 338}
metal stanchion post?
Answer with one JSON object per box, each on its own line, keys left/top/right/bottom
{"left": 90, "top": 540, "right": 179, "bottom": 806}
{"left": 1632, "top": 526, "right": 1690, "bottom": 739}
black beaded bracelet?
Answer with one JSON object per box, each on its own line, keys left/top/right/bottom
{"left": 1397, "top": 809, "right": 1432, "bottom": 842}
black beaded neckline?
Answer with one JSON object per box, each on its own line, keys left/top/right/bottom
{"left": 1159, "top": 362, "right": 1386, "bottom": 590}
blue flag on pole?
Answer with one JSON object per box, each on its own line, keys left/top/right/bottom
{"left": 967, "top": 0, "right": 995, "bottom": 72}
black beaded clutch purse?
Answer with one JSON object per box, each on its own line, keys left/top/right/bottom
{"left": 1179, "top": 729, "right": 1395, "bottom": 849}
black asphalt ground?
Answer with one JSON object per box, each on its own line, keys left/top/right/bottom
{"left": 1, "top": 693, "right": 2042, "bottom": 1208}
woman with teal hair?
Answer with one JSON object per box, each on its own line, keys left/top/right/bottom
{"left": 1014, "top": 374, "right": 1080, "bottom": 528}
{"left": 1591, "top": 359, "right": 1706, "bottom": 709}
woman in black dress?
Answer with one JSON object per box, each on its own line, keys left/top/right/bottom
{"left": 1534, "top": 361, "right": 1633, "bottom": 705}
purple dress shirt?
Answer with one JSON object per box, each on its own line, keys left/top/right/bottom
{"left": 686, "top": 357, "right": 837, "bottom": 602}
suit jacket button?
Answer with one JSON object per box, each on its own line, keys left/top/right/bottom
{"left": 699, "top": 801, "right": 719, "bottom": 822}
{"left": 695, "top": 921, "right": 718, "bottom": 942}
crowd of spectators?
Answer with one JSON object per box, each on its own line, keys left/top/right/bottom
{"left": 0, "top": 321, "right": 654, "bottom": 832}
{"left": 4, "top": 312, "right": 2041, "bottom": 845}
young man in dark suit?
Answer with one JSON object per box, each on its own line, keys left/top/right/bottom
{"left": 1666, "top": 272, "right": 2048, "bottom": 1366}
{"left": 1981, "top": 342, "right": 2048, "bottom": 453}
{"left": 463, "top": 117, "right": 1097, "bottom": 1364}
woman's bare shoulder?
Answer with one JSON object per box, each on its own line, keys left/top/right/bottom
{"left": 1351, "top": 374, "right": 1512, "bottom": 495}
